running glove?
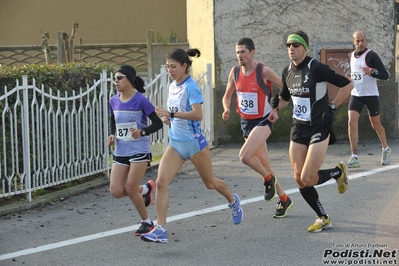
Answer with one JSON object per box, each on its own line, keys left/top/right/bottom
{"left": 270, "top": 93, "right": 279, "bottom": 109}
{"left": 322, "top": 106, "right": 335, "bottom": 127}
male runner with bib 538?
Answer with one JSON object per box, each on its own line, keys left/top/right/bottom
{"left": 222, "top": 37, "right": 293, "bottom": 218}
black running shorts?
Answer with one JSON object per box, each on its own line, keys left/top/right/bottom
{"left": 290, "top": 123, "right": 333, "bottom": 146}
{"left": 113, "top": 153, "right": 152, "bottom": 167}
{"left": 348, "top": 95, "right": 380, "bottom": 117}
{"left": 240, "top": 114, "right": 273, "bottom": 139}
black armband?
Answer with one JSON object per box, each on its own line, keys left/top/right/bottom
{"left": 109, "top": 113, "right": 116, "bottom": 135}
{"left": 142, "top": 111, "right": 163, "bottom": 135}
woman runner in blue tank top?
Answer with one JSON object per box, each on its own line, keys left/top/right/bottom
{"left": 140, "top": 48, "right": 243, "bottom": 243}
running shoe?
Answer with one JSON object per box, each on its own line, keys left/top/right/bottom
{"left": 264, "top": 175, "right": 277, "bottom": 201}
{"left": 347, "top": 155, "right": 360, "bottom": 168}
{"left": 307, "top": 216, "right": 332, "bottom": 233}
{"left": 336, "top": 161, "right": 348, "bottom": 194}
{"left": 228, "top": 194, "right": 243, "bottom": 225}
{"left": 381, "top": 148, "right": 391, "bottom": 165}
{"left": 135, "top": 221, "right": 154, "bottom": 236}
{"left": 141, "top": 225, "right": 168, "bottom": 243}
{"left": 273, "top": 197, "right": 293, "bottom": 218}
{"left": 143, "top": 180, "right": 155, "bottom": 207}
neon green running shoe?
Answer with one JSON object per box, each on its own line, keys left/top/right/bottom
{"left": 336, "top": 161, "right": 348, "bottom": 194}
{"left": 308, "top": 216, "right": 332, "bottom": 233}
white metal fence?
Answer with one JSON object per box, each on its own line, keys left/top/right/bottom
{"left": 0, "top": 63, "right": 213, "bottom": 202}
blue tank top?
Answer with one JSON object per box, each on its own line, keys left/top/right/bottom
{"left": 167, "top": 76, "right": 203, "bottom": 141}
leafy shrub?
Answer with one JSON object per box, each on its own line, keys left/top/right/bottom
{"left": 0, "top": 62, "right": 118, "bottom": 92}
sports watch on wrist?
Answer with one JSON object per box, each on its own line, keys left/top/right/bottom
{"left": 141, "top": 129, "right": 146, "bottom": 136}
{"left": 329, "top": 103, "right": 337, "bottom": 111}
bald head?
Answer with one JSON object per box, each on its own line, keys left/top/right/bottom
{"left": 352, "top": 30, "right": 367, "bottom": 52}
{"left": 352, "top": 30, "right": 366, "bottom": 40}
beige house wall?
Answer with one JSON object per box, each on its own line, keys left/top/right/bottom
{"left": 186, "top": 0, "right": 398, "bottom": 143}
{"left": 186, "top": 0, "right": 215, "bottom": 86}
{"left": 0, "top": 0, "right": 187, "bottom": 46}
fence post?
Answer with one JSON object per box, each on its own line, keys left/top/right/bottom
{"left": 147, "top": 29, "right": 155, "bottom": 80}
{"left": 22, "top": 75, "right": 32, "bottom": 202}
{"left": 160, "top": 65, "right": 169, "bottom": 153}
{"left": 57, "top": 32, "right": 65, "bottom": 63}
{"left": 101, "top": 70, "right": 110, "bottom": 178}
{"left": 205, "top": 63, "right": 213, "bottom": 145}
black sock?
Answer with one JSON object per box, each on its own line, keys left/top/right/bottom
{"left": 299, "top": 186, "right": 327, "bottom": 218}
{"left": 317, "top": 166, "right": 342, "bottom": 184}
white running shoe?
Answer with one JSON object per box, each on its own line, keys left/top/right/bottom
{"left": 347, "top": 155, "right": 360, "bottom": 168}
{"left": 381, "top": 148, "right": 391, "bottom": 165}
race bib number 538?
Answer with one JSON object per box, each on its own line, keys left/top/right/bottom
{"left": 237, "top": 92, "right": 259, "bottom": 115}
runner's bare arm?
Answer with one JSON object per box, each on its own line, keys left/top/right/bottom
{"left": 222, "top": 67, "right": 236, "bottom": 121}
{"left": 263, "top": 65, "right": 282, "bottom": 89}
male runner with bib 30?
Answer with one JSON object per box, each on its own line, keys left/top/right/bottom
{"left": 270, "top": 31, "right": 353, "bottom": 232}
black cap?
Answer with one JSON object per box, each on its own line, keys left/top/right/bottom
{"left": 116, "top": 65, "right": 136, "bottom": 86}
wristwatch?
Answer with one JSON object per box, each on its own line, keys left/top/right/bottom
{"left": 329, "top": 103, "right": 337, "bottom": 111}
{"left": 170, "top": 110, "right": 175, "bottom": 118}
{"left": 141, "top": 129, "right": 146, "bottom": 136}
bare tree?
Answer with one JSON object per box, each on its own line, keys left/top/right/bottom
{"left": 70, "top": 23, "right": 79, "bottom": 62}
{"left": 62, "top": 32, "right": 70, "bottom": 62}
{"left": 41, "top": 31, "right": 52, "bottom": 63}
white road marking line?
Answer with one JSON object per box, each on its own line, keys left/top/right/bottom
{"left": 1, "top": 164, "right": 398, "bottom": 261}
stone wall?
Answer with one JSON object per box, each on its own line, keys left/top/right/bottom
{"left": 207, "top": 0, "right": 398, "bottom": 144}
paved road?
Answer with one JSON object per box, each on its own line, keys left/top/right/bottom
{"left": 1, "top": 140, "right": 398, "bottom": 266}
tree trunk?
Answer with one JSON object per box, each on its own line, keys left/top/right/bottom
{"left": 41, "top": 32, "right": 52, "bottom": 63}
{"left": 70, "top": 23, "right": 79, "bottom": 62}
{"left": 62, "top": 32, "right": 71, "bottom": 63}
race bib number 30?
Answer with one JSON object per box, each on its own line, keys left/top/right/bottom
{"left": 292, "top": 96, "right": 311, "bottom": 121}
{"left": 237, "top": 92, "right": 258, "bottom": 115}
{"left": 116, "top": 122, "right": 137, "bottom": 141}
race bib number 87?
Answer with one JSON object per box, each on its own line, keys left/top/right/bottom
{"left": 116, "top": 122, "right": 137, "bottom": 141}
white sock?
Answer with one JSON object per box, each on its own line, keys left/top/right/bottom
{"left": 352, "top": 154, "right": 358, "bottom": 158}
{"left": 383, "top": 146, "right": 390, "bottom": 151}
{"left": 141, "top": 218, "right": 152, "bottom": 224}
{"left": 141, "top": 184, "right": 149, "bottom": 195}
{"left": 157, "top": 225, "right": 167, "bottom": 231}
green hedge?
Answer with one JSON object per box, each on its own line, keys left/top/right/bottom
{"left": 0, "top": 62, "right": 118, "bottom": 92}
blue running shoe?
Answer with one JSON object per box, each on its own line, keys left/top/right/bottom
{"left": 140, "top": 225, "right": 168, "bottom": 243}
{"left": 228, "top": 194, "right": 243, "bottom": 225}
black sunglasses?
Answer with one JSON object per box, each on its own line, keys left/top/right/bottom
{"left": 286, "top": 43, "right": 302, "bottom": 48}
{"left": 114, "top": 75, "right": 126, "bottom": 80}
